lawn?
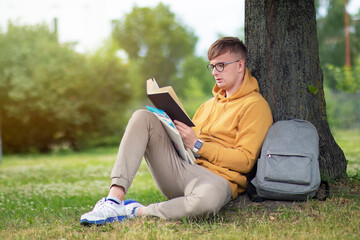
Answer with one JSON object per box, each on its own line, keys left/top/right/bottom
{"left": 0, "top": 129, "right": 359, "bottom": 239}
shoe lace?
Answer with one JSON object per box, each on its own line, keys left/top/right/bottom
{"left": 93, "top": 197, "right": 106, "bottom": 211}
{"left": 88, "top": 198, "right": 115, "bottom": 218}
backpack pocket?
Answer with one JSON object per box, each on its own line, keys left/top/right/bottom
{"left": 264, "top": 151, "right": 312, "bottom": 185}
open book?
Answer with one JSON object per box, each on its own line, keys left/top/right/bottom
{"left": 146, "top": 106, "right": 196, "bottom": 165}
{"left": 146, "top": 78, "right": 195, "bottom": 127}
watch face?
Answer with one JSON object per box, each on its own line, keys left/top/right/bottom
{"left": 194, "top": 140, "right": 203, "bottom": 149}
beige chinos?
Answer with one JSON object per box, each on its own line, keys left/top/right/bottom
{"left": 110, "top": 109, "right": 232, "bottom": 219}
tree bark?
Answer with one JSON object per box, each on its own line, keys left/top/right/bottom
{"left": 245, "top": 0, "right": 347, "bottom": 180}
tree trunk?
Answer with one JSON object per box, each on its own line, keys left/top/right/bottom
{"left": 245, "top": 0, "right": 347, "bottom": 180}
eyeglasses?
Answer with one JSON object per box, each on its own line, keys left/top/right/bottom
{"left": 207, "top": 60, "right": 240, "bottom": 73}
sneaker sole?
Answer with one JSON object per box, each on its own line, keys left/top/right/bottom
{"left": 80, "top": 215, "right": 128, "bottom": 226}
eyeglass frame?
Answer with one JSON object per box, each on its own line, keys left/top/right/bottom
{"left": 207, "top": 60, "right": 240, "bottom": 73}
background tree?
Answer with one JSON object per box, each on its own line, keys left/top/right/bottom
{"left": 315, "top": 0, "right": 360, "bottom": 129}
{"left": 175, "top": 55, "right": 214, "bottom": 98}
{"left": 0, "top": 24, "right": 134, "bottom": 153}
{"left": 245, "top": 0, "right": 347, "bottom": 180}
{"left": 317, "top": 0, "right": 360, "bottom": 68}
{"left": 316, "top": 0, "right": 360, "bottom": 90}
{"left": 112, "top": 3, "right": 198, "bottom": 91}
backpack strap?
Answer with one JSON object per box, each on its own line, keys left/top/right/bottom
{"left": 246, "top": 181, "right": 266, "bottom": 202}
{"left": 245, "top": 162, "right": 266, "bottom": 202}
{"left": 313, "top": 181, "right": 330, "bottom": 201}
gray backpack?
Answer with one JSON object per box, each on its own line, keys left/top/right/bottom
{"left": 250, "top": 119, "right": 321, "bottom": 201}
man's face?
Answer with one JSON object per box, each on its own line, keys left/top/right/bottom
{"left": 209, "top": 51, "right": 244, "bottom": 96}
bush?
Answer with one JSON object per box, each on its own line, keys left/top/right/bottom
{"left": 325, "top": 87, "right": 360, "bottom": 129}
{"left": 0, "top": 24, "right": 134, "bottom": 153}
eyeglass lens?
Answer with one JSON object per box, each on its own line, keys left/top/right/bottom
{"left": 207, "top": 63, "right": 224, "bottom": 72}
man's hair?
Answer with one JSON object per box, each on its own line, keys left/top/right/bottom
{"left": 207, "top": 36, "right": 247, "bottom": 61}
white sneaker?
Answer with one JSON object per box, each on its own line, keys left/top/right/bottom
{"left": 80, "top": 197, "right": 127, "bottom": 225}
{"left": 124, "top": 200, "right": 145, "bottom": 219}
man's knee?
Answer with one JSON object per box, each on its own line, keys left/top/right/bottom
{"left": 129, "top": 109, "right": 157, "bottom": 126}
{"left": 186, "top": 184, "right": 228, "bottom": 217}
{"left": 132, "top": 109, "right": 153, "bottom": 119}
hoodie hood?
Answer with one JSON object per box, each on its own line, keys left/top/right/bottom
{"left": 212, "top": 67, "right": 260, "bottom": 102}
{"left": 192, "top": 66, "right": 273, "bottom": 199}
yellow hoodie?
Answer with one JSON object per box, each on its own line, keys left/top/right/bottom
{"left": 193, "top": 68, "right": 273, "bottom": 199}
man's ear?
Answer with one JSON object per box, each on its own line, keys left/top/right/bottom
{"left": 238, "top": 59, "right": 246, "bottom": 72}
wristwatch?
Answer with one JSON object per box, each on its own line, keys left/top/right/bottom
{"left": 192, "top": 139, "right": 203, "bottom": 153}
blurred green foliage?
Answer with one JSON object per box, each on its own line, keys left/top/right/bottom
{"left": 112, "top": 3, "right": 198, "bottom": 94}
{"left": 316, "top": 0, "right": 360, "bottom": 129}
{"left": 324, "top": 64, "right": 360, "bottom": 93}
{"left": 182, "top": 77, "right": 211, "bottom": 118}
{"left": 1, "top": 2, "right": 359, "bottom": 154}
{"left": 175, "top": 55, "right": 214, "bottom": 98}
{"left": 0, "top": 4, "right": 212, "bottom": 154}
{"left": 0, "top": 24, "right": 134, "bottom": 153}
{"left": 316, "top": 0, "right": 360, "bottom": 89}
{"left": 325, "top": 87, "right": 360, "bottom": 129}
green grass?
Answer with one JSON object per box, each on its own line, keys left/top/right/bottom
{"left": 332, "top": 128, "right": 360, "bottom": 173}
{"left": 0, "top": 130, "right": 359, "bottom": 239}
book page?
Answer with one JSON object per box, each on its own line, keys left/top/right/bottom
{"left": 146, "top": 106, "right": 194, "bottom": 164}
{"left": 146, "top": 78, "right": 159, "bottom": 93}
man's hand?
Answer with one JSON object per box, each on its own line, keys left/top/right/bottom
{"left": 174, "top": 120, "right": 198, "bottom": 149}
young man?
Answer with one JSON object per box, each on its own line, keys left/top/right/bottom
{"left": 80, "top": 37, "right": 273, "bottom": 225}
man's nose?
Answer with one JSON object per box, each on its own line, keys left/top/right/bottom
{"left": 212, "top": 67, "right": 219, "bottom": 76}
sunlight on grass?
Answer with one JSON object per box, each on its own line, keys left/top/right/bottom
{"left": 0, "top": 130, "right": 359, "bottom": 239}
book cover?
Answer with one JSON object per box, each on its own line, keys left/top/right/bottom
{"left": 146, "top": 78, "right": 195, "bottom": 127}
